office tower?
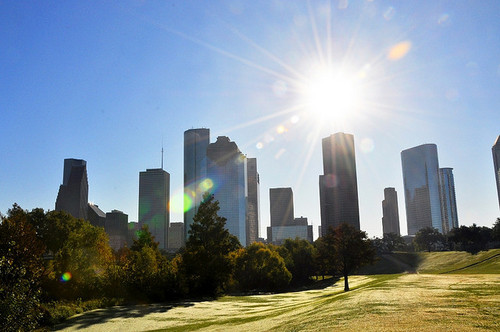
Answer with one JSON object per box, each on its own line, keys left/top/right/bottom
{"left": 139, "top": 168, "right": 170, "bottom": 249}
{"left": 246, "top": 158, "right": 260, "bottom": 245}
{"left": 439, "top": 168, "right": 459, "bottom": 233}
{"left": 493, "top": 135, "right": 500, "bottom": 210}
{"left": 55, "top": 158, "right": 89, "bottom": 220}
{"left": 127, "top": 221, "right": 140, "bottom": 247}
{"left": 319, "top": 132, "right": 360, "bottom": 236}
{"left": 105, "top": 210, "right": 128, "bottom": 251}
{"left": 270, "top": 187, "right": 294, "bottom": 227}
{"left": 267, "top": 215, "right": 313, "bottom": 245}
{"left": 87, "top": 203, "right": 106, "bottom": 228}
{"left": 382, "top": 187, "right": 400, "bottom": 235}
{"left": 206, "top": 136, "right": 247, "bottom": 246}
{"left": 401, "top": 144, "right": 443, "bottom": 235}
{"left": 184, "top": 128, "right": 210, "bottom": 239}
{"left": 167, "top": 222, "right": 185, "bottom": 252}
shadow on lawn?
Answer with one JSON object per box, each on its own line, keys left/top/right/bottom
{"left": 53, "top": 301, "right": 194, "bottom": 331}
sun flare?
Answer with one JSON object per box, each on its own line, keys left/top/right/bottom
{"left": 300, "top": 66, "right": 363, "bottom": 122}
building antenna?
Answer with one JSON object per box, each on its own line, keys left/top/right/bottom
{"left": 161, "top": 137, "right": 164, "bottom": 170}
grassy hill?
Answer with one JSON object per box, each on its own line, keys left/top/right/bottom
{"left": 358, "top": 248, "right": 500, "bottom": 275}
{"left": 55, "top": 250, "right": 500, "bottom": 331}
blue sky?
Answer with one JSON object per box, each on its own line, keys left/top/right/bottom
{"left": 1, "top": 0, "right": 499, "bottom": 238}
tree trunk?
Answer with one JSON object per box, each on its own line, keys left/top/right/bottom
{"left": 344, "top": 274, "right": 349, "bottom": 291}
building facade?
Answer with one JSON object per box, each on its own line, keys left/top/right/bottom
{"left": 382, "top": 187, "right": 400, "bottom": 235}
{"left": 105, "top": 210, "right": 128, "bottom": 251}
{"left": 87, "top": 203, "right": 106, "bottom": 228}
{"left": 55, "top": 158, "right": 89, "bottom": 220}
{"left": 439, "top": 168, "right": 459, "bottom": 233}
{"left": 246, "top": 158, "right": 260, "bottom": 245}
{"left": 401, "top": 144, "right": 443, "bottom": 235}
{"left": 319, "top": 132, "right": 360, "bottom": 236}
{"left": 270, "top": 187, "right": 294, "bottom": 227}
{"left": 184, "top": 128, "right": 210, "bottom": 239}
{"left": 206, "top": 136, "right": 247, "bottom": 246}
{"left": 167, "top": 222, "right": 185, "bottom": 252}
{"left": 493, "top": 135, "right": 500, "bottom": 210}
{"left": 139, "top": 168, "right": 170, "bottom": 249}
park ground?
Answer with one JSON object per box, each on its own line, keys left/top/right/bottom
{"left": 55, "top": 249, "right": 500, "bottom": 331}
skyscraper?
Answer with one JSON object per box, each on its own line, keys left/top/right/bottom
{"left": 139, "top": 168, "right": 170, "bottom": 249}
{"left": 270, "top": 187, "right": 294, "bottom": 227}
{"left": 184, "top": 128, "right": 210, "bottom": 239}
{"left": 401, "top": 144, "right": 443, "bottom": 235}
{"left": 493, "top": 135, "right": 500, "bottom": 210}
{"left": 55, "top": 158, "right": 88, "bottom": 220}
{"left": 440, "top": 168, "right": 459, "bottom": 233}
{"left": 206, "top": 136, "right": 247, "bottom": 246}
{"left": 319, "top": 132, "right": 360, "bottom": 236}
{"left": 382, "top": 187, "right": 400, "bottom": 235}
{"left": 105, "top": 209, "right": 128, "bottom": 251}
{"left": 246, "top": 158, "right": 260, "bottom": 245}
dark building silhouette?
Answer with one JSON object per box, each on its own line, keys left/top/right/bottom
{"left": 246, "top": 158, "right": 260, "bottom": 245}
{"left": 270, "top": 187, "right": 294, "bottom": 227}
{"left": 184, "top": 128, "right": 210, "bottom": 239}
{"left": 139, "top": 168, "right": 170, "bottom": 249}
{"left": 319, "top": 133, "right": 360, "bottom": 236}
{"left": 439, "top": 168, "right": 459, "bottom": 233}
{"left": 493, "top": 135, "right": 500, "bottom": 210}
{"left": 207, "top": 136, "right": 247, "bottom": 246}
{"left": 105, "top": 210, "right": 128, "bottom": 251}
{"left": 167, "top": 222, "right": 185, "bottom": 252}
{"left": 382, "top": 187, "right": 400, "bottom": 235}
{"left": 401, "top": 144, "right": 442, "bottom": 235}
{"left": 55, "top": 158, "right": 88, "bottom": 220}
{"left": 87, "top": 203, "right": 106, "bottom": 228}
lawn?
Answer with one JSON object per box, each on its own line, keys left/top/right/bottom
{"left": 56, "top": 250, "right": 500, "bottom": 331}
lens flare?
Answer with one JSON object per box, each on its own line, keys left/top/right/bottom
{"left": 256, "top": 142, "right": 264, "bottom": 149}
{"left": 388, "top": 41, "right": 412, "bottom": 61}
{"left": 360, "top": 138, "right": 375, "bottom": 153}
{"left": 199, "top": 178, "right": 214, "bottom": 192}
{"left": 276, "top": 125, "right": 286, "bottom": 134}
{"left": 183, "top": 194, "right": 193, "bottom": 213}
{"left": 60, "top": 272, "right": 72, "bottom": 282}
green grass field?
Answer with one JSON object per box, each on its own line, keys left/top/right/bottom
{"left": 56, "top": 250, "right": 500, "bottom": 332}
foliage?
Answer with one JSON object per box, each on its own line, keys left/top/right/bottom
{"left": 447, "top": 224, "right": 492, "bottom": 254}
{"left": 0, "top": 204, "right": 45, "bottom": 331}
{"left": 372, "top": 233, "right": 407, "bottom": 253}
{"left": 180, "top": 193, "right": 241, "bottom": 297}
{"left": 233, "top": 243, "right": 291, "bottom": 292}
{"left": 493, "top": 218, "right": 500, "bottom": 244}
{"left": 124, "top": 225, "right": 180, "bottom": 301}
{"left": 414, "top": 227, "right": 447, "bottom": 252}
{"left": 319, "top": 223, "right": 376, "bottom": 291}
{"left": 279, "top": 238, "right": 316, "bottom": 284}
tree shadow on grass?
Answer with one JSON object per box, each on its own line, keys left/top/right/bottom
{"left": 53, "top": 301, "right": 194, "bottom": 331}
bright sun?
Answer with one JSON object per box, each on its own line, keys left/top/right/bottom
{"left": 301, "top": 66, "right": 362, "bottom": 121}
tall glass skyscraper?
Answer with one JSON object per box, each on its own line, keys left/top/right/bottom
{"left": 439, "top": 168, "right": 459, "bottom": 233}
{"left": 493, "top": 135, "right": 500, "bottom": 210}
{"left": 139, "top": 168, "right": 170, "bottom": 249}
{"left": 382, "top": 187, "right": 400, "bottom": 235}
{"left": 270, "top": 187, "right": 294, "bottom": 227}
{"left": 319, "top": 132, "right": 360, "bottom": 236}
{"left": 55, "top": 158, "right": 88, "bottom": 220}
{"left": 401, "top": 144, "right": 442, "bottom": 235}
{"left": 206, "top": 136, "right": 247, "bottom": 246}
{"left": 246, "top": 158, "right": 260, "bottom": 245}
{"left": 184, "top": 128, "right": 210, "bottom": 239}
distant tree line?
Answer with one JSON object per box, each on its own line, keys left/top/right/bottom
{"left": 0, "top": 195, "right": 375, "bottom": 330}
{"left": 372, "top": 219, "right": 500, "bottom": 254}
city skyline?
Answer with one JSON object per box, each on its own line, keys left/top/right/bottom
{"left": 1, "top": 1, "right": 499, "bottom": 239}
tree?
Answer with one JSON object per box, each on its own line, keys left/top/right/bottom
{"left": 492, "top": 218, "right": 500, "bottom": 245}
{"left": 180, "top": 193, "right": 241, "bottom": 297}
{"left": 279, "top": 238, "right": 316, "bottom": 284}
{"left": 0, "top": 204, "right": 46, "bottom": 331}
{"left": 320, "top": 224, "right": 376, "bottom": 291}
{"left": 447, "top": 224, "right": 492, "bottom": 254}
{"left": 414, "top": 227, "right": 446, "bottom": 252}
{"left": 124, "top": 225, "right": 179, "bottom": 301}
{"left": 233, "top": 242, "right": 291, "bottom": 292}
